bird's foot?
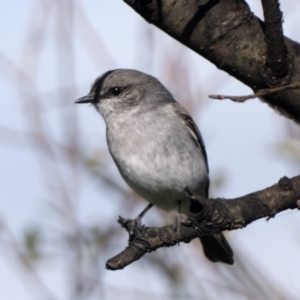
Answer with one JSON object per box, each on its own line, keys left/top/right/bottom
{"left": 118, "top": 203, "right": 153, "bottom": 241}
{"left": 118, "top": 216, "right": 144, "bottom": 241}
{"left": 174, "top": 201, "right": 183, "bottom": 245}
{"left": 174, "top": 215, "right": 181, "bottom": 245}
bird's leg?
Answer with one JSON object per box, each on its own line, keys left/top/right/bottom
{"left": 174, "top": 200, "right": 181, "bottom": 244}
{"left": 137, "top": 203, "right": 154, "bottom": 220}
{"left": 118, "top": 203, "right": 153, "bottom": 239}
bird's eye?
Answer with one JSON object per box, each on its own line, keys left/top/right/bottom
{"left": 111, "top": 87, "right": 121, "bottom": 96}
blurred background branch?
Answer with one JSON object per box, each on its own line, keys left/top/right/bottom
{"left": 0, "top": 1, "right": 299, "bottom": 299}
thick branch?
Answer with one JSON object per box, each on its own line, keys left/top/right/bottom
{"left": 261, "top": 0, "right": 289, "bottom": 82}
{"left": 123, "top": 0, "right": 300, "bottom": 123}
{"left": 106, "top": 175, "right": 300, "bottom": 270}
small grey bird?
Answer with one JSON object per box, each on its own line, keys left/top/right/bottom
{"left": 75, "top": 69, "right": 234, "bottom": 265}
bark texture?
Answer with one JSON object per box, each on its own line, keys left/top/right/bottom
{"left": 106, "top": 176, "right": 300, "bottom": 270}
{"left": 104, "top": 0, "right": 300, "bottom": 270}
{"left": 124, "top": 0, "right": 300, "bottom": 123}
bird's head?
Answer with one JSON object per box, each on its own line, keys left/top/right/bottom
{"left": 75, "top": 69, "right": 173, "bottom": 120}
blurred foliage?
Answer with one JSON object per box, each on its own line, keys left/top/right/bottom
{"left": 0, "top": 1, "right": 298, "bottom": 300}
{"left": 277, "top": 121, "right": 300, "bottom": 166}
{"left": 277, "top": 139, "right": 300, "bottom": 164}
{"left": 23, "top": 228, "right": 42, "bottom": 263}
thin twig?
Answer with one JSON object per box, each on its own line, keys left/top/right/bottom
{"left": 209, "top": 81, "right": 300, "bottom": 103}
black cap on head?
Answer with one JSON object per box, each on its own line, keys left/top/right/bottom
{"left": 75, "top": 70, "right": 115, "bottom": 104}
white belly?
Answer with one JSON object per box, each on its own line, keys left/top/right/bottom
{"left": 106, "top": 110, "right": 208, "bottom": 214}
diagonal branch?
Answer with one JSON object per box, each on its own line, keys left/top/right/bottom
{"left": 123, "top": 0, "right": 300, "bottom": 123}
{"left": 106, "top": 175, "right": 300, "bottom": 271}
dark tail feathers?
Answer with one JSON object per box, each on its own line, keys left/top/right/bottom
{"left": 199, "top": 233, "right": 234, "bottom": 265}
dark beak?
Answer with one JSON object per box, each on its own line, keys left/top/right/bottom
{"left": 75, "top": 94, "right": 95, "bottom": 104}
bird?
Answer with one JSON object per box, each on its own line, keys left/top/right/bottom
{"left": 75, "top": 69, "right": 234, "bottom": 265}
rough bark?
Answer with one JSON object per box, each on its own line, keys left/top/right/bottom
{"left": 261, "top": 0, "right": 288, "bottom": 82}
{"left": 106, "top": 176, "right": 300, "bottom": 270}
{"left": 105, "top": 0, "right": 300, "bottom": 270}
{"left": 123, "top": 0, "right": 300, "bottom": 123}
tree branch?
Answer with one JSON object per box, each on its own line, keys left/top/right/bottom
{"left": 261, "top": 0, "right": 289, "bottom": 83}
{"left": 123, "top": 0, "right": 300, "bottom": 123}
{"left": 106, "top": 175, "right": 300, "bottom": 271}
{"left": 209, "top": 80, "right": 300, "bottom": 102}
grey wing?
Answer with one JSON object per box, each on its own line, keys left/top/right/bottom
{"left": 173, "top": 103, "right": 209, "bottom": 196}
{"left": 174, "top": 105, "right": 234, "bottom": 264}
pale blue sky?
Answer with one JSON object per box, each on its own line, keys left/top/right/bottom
{"left": 1, "top": 1, "right": 300, "bottom": 299}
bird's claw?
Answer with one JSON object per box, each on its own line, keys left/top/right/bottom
{"left": 118, "top": 216, "right": 144, "bottom": 240}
